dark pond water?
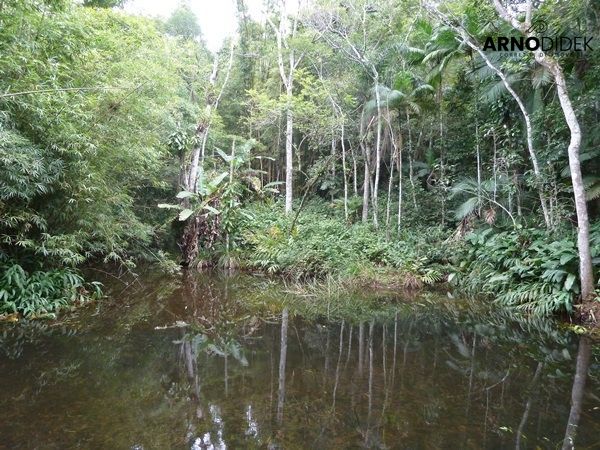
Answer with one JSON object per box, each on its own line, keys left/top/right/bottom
{"left": 0, "top": 272, "right": 598, "bottom": 449}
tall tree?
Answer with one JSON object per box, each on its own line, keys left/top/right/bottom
{"left": 491, "top": 0, "right": 595, "bottom": 302}
{"left": 267, "top": 0, "right": 303, "bottom": 215}
{"left": 165, "top": 4, "right": 203, "bottom": 41}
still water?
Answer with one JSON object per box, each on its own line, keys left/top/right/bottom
{"left": 0, "top": 272, "right": 598, "bottom": 449}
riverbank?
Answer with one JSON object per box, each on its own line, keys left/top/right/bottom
{"left": 217, "top": 202, "right": 599, "bottom": 323}
{"left": 2, "top": 202, "right": 599, "bottom": 328}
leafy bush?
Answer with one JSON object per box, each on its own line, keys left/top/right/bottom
{"left": 0, "top": 263, "right": 102, "bottom": 318}
{"left": 452, "top": 224, "right": 600, "bottom": 316}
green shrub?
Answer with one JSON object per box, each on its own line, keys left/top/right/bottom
{"left": 452, "top": 223, "right": 600, "bottom": 316}
{"left": 0, "top": 263, "right": 102, "bottom": 318}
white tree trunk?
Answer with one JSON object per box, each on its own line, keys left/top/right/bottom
{"left": 362, "top": 145, "right": 370, "bottom": 223}
{"left": 406, "top": 109, "right": 417, "bottom": 209}
{"left": 386, "top": 144, "right": 395, "bottom": 233}
{"left": 397, "top": 132, "right": 403, "bottom": 234}
{"left": 285, "top": 83, "right": 294, "bottom": 214}
{"left": 549, "top": 59, "right": 594, "bottom": 299}
{"left": 373, "top": 79, "right": 382, "bottom": 228}
{"left": 268, "top": 3, "right": 298, "bottom": 215}
{"left": 360, "top": 115, "right": 370, "bottom": 223}
{"left": 187, "top": 40, "right": 235, "bottom": 193}
{"left": 187, "top": 58, "right": 219, "bottom": 192}
{"left": 351, "top": 145, "right": 358, "bottom": 196}
{"left": 341, "top": 123, "right": 349, "bottom": 220}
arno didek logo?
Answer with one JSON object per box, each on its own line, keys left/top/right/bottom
{"left": 482, "top": 20, "right": 594, "bottom": 53}
{"left": 482, "top": 0, "right": 594, "bottom": 54}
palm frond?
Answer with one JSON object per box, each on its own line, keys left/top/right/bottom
{"left": 455, "top": 196, "right": 480, "bottom": 219}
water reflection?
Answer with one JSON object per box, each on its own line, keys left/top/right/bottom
{"left": 277, "top": 307, "right": 288, "bottom": 425}
{"left": 0, "top": 272, "right": 597, "bottom": 449}
{"left": 562, "top": 336, "right": 592, "bottom": 450}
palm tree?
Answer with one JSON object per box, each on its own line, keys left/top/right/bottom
{"left": 364, "top": 74, "right": 434, "bottom": 234}
{"left": 409, "top": 21, "right": 469, "bottom": 226}
{"left": 450, "top": 176, "right": 517, "bottom": 228}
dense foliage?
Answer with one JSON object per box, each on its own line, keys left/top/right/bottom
{"left": 453, "top": 223, "right": 600, "bottom": 316}
{"left": 0, "top": 0, "right": 598, "bottom": 320}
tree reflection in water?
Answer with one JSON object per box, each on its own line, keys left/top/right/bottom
{"left": 562, "top": 336, "right": 592, "bottom": 450}
{"left": 0, "top": 273, "right": 597, "bottom": 449}
{"left": 170, "top": 281, "right": 599, "bottom": 450}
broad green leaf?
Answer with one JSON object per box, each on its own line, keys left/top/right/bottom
{"left": 564, "top": 273, "right": 576, "bottom": 291}
{"left": 559, "top": 253, "right": 574, "bottom": 266}
{"left": 203, "top": 205, "right": 220, "bottom": 215}
{"left": 216, "top": 148, "right": 234, "bottom": 162}
{"left": 178, "top": 208, "right": 194, "bottom": 221}
{"left": 176, "top": 190, "right": 195, "bottom": 199}
{"left": 210, "top": 171, "right": 229, "bottom": 189}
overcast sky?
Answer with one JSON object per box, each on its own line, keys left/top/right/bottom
{"left": 122, "top": 0, "right": 266, "bottom": 53}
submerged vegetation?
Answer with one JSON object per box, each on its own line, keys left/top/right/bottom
{"left": 0, "top": 0, "right": 599, "bottom": 322}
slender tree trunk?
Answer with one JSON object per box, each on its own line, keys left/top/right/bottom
{"left": 408, "top": 150, "right": 417, "bottom": 208}
{"left": 199, "top": 39, "right": 235, "bottom": 179}
{"left": 386, "top": 141, "right": 395, "bottom": 235}
{"left": 372, "top": 79, "right": 382, "bottom": 228}
{"left": 362, "top": 147, "right": 370, "bottom": 223}
{"left": 387, "top": 113, "right": 401, "bottom": 234}
{"left": 187, "top": 58, "right": 218, "bottom": 192}
{"left": 360, "top": 116, "right": 370, "bottom": 223}
{"left": 268, "top": 5, "right": 298, "bottom": 216}
{"left": 179, "top": 152, "right": 187, "bottom": 189}
{"left": 492, "top": 129, "right": 498, "bottom": 202}
{"left": 341, "top": 123, "right": 349, "bottom": 220}
{"left": 548, "top": 62, "right": 594, "bottom": 300}
{"left": 284, "top": 83, "right": 294, "bottom": 214}
{"left": 438, "top": 84, "right": 447, "bottom": 227}
{"left": 397, "top": 133, "right": 403, "bottom": 234}
{"left": 331, "top": 135, "right": 336, "bottom": 202}
{"left": 351, "top": 144, "right": 358, "bottom": 196}
{"left": 474, "top": 79, "right": 482, "bottom": 216}
{"left": 406, "top": 109, "right": 417, "bottom": 209}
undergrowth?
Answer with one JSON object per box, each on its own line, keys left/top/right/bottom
{"left": 451, "top": 223, "right": 600, "bottom": 316}
{"left": 222, "top": 200, "right": 600, "bottom": 318}
{"left": 231, "top": 200, "right": 452, "bottom": 289}
{"left": 0, "top": 262, "right": 102, "bottom": 318}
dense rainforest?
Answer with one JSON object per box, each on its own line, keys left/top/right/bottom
{"left": 0, "top": 0, "right": 599, "bottom": 324}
